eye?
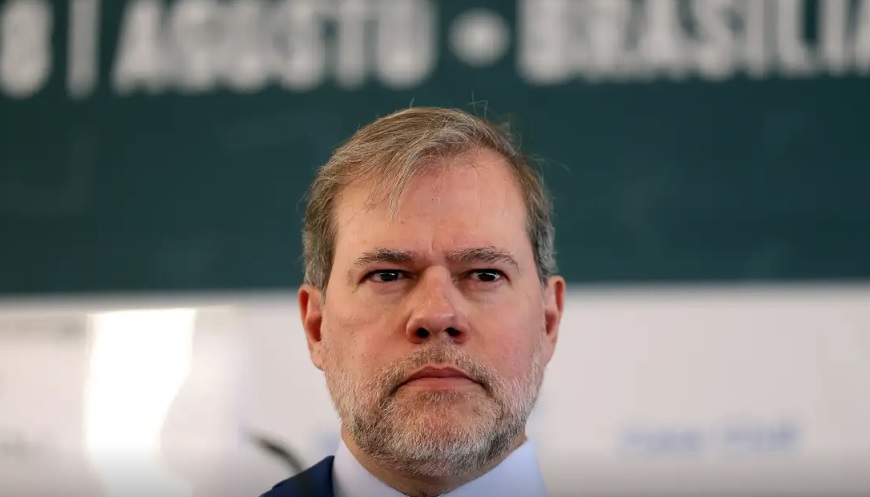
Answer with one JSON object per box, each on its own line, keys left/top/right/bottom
{"left": 366, "top": 270, "right": 405, "bottom": 283}
{"left": 468, "top": 269, "right": 504, "bottom": 283}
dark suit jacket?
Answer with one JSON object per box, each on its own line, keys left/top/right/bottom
{"left": 261, "top": 457, "right": 336, "bottom": 497}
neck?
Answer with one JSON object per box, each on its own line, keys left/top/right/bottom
{"left": 340, "top": 427, "right": 527, "bottom": 497}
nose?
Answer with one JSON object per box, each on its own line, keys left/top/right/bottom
{"left": 404, "top": 269, "right": 468, "bottom": 345}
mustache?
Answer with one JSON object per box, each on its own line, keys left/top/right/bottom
{"left": 379, "top": 346, "right": 496, "bottom": 397}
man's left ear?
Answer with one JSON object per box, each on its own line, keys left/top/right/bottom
{"left": 542, "top": 275, "right": 565, "bottom": 353}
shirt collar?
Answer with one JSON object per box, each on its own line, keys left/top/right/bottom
{"left": 332, "top": 437, "right": 549, "bottom": 497}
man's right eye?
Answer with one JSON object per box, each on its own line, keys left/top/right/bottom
{"left": 366, "top": 270, "right": 404, "bottom": 283}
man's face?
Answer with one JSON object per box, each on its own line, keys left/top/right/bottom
{"left": 299, "top": 148, "right": 564, "bottom": 477}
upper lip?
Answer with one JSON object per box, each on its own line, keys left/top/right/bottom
{"left": 403, "top": 366, "right": 474, "bottom": 384}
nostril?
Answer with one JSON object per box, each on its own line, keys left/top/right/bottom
{"left": 416, "top": 328, "right": 430, "bottom": 339}
{"left": 446, "top": 327, "right": 460, "bottom": 338}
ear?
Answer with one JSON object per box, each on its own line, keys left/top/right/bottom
{"left": 541, "top": 275, "right": 565, "bottom": 362}
{"left": 299, "top": 283, "right": 325, "bottom": 371}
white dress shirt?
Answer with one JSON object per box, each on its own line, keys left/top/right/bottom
{"left": 332, "top": 438, "right": 549, "bottom": 497}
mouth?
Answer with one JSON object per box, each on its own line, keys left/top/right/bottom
{"left": 399, "top": 365, "right": 479, "bottom": 391}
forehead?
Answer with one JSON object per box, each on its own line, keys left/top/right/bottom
{"left": 332, "top": 149, "right": 531, "bottom": 260}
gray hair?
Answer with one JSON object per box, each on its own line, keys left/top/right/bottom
{"left": 302, "top": 107, "right": 557, "bottom": 292}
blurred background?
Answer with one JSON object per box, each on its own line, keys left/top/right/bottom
{"left": 1, "top": 0, "right": 869, "bottom": 496}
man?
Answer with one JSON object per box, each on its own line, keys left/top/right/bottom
{"left": 262, "top": 107, "right": 565, "bottom": 497}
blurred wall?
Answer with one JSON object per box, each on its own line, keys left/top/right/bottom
{"left": 2, "top": 289, "right": 870, "bottom": 497}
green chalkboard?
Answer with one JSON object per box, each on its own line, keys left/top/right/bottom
{"left": 2, "top": 0, "right": 869, "bottom": 294}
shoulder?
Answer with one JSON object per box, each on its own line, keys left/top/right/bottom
{"left": 259, "top": 456, "right": 336, "bottom": 497}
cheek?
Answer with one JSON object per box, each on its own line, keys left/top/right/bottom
{"left": 322, "top": 309, "right": 385, "bottom": 375}
{"left": 493, "top": 342, "right": 539, "bottom": 380}
{"left": 475, "top": 301, "right": 544, "bottom": 377}
{"left": 325, "top": 284, "right": 396, "bottom": 330}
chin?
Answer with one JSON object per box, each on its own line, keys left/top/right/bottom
{"left": 383, "top": 423, "right": 509, "bottom": 479}
{"left": 394, "top": 405, "right": 499, "bottom": 447}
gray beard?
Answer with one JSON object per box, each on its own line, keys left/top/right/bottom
{"left": 347, "top": 389, "right": 527, "bottom": 478}
{"left": 323, "top": 343, "right": 544, "bottom": 479}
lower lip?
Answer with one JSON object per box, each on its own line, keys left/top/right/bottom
{"left": 401, "top": 377, "right": 478, "bottom": 390}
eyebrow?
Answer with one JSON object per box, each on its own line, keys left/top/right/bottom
{"left": 353, "top": 248, "right": 416, "bottom": 268}
{"left": 352, "top": 246, "right": 520, "bottom": 272}
{"left": 447, "top": 247, "right": 520, "bottom": 271}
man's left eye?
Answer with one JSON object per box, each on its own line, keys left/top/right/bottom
{"left": 469, "top": 270, "right": 504, "bottom": 282}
